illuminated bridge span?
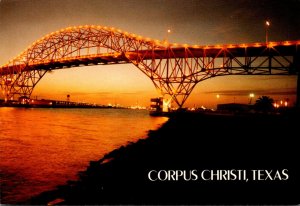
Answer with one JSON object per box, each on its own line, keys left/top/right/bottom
{"left": 0, "top": 25, "right": 299, "bottom": 107}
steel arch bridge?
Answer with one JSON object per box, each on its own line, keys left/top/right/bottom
{"left": 0, "top": 25, "right": 299, "bottom": 107}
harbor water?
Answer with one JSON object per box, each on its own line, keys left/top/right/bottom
{"left": 0, "top": 107, "right": 168, "bottom": 204}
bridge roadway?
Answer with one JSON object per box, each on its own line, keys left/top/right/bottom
{"left": 0, "top": 41, "right": 299, "bottom": 75}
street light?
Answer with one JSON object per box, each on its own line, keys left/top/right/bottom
{"left": 164, "top": 29, "right": 171, "bottom": 43}
{"left": 265, "top": 20, "right": 270, "bottom": 45}
{"left": 249, "top": 93, "right": 254, "bottom": 104}
{"left": 215, "top": 94, "right": 220, "bottom": 111}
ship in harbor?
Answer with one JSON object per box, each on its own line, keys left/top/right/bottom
{"left": 149, "top": 97, "right": 172, "bottom": 116}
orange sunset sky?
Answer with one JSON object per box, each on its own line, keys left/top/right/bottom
{"left": 0, "top": 0, "right": 299, "bottom": 108}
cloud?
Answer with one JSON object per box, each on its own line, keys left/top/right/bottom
{"left": 205, "top": 88, "right": 296, "bottom": 96}
{"left": 62, "top": 92, "right": 113, "bottom": 96}
{"left": 120, "top": 90, "right": 151, "bottom": 95}
{"left": 61, "top": 90, "right": 151, "bottom": 96}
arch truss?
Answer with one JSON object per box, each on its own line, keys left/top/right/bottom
{"left": 0, "top": 25, "right": 299, "bottom": 107}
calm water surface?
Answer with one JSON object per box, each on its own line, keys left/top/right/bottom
{"left": 0, "top": 107, "right": 168, "bottom": 204}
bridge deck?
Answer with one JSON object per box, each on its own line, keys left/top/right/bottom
{"left": 1, "top": 41, "right": 299, "bottom": 75}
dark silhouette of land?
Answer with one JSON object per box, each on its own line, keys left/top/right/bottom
{"left": 28, "top": 110, "right": 299, "bottom": 205}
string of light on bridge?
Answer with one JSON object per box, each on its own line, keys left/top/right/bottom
{"left": 1, "top": 25, "right": 299, "bottom": 67}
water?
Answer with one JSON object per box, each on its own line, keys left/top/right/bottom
{"left": 0, "top": 107, "right": 168, "bottom": 204}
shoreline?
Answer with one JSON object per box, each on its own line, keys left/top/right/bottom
{"left": 27, "top": 111, "right": 299, "bottom": 205}
{"left": 0, "top": 104, "right": 124, "bottom": 109}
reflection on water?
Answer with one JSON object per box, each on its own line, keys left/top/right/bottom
{"left": 0, "top": 107, "right": 168, "bottom": 204}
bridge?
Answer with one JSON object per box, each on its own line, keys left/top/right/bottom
{"left": 1, "top": 25, "right": 299, "bottom": 107}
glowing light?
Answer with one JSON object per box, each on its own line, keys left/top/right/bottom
{"left": 266, "top": 21, "right": 270, "bottom": 26}
{"left": 154, "top": 41, "right": 161, "bottom": 46}
{"left": 254, "top": 43, "right": 262, "bottom": 47}
{"left": 240, "top": 44, "right": 247, "bottom": 48}
{"left": 273, "top": 103, "right": 279, "bottom": 108}
{"left": 269, "top": 42, "right": 278, "bottom": 47}
{"left": 249, "top": 93, "right": 254, "bottom": 98}
{"left": 163, "top": 98, "right": 171, "bottom": 112}
{"left": 216, "top": 94, "right": 220, "bottom": 99}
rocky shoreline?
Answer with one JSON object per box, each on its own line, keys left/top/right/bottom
{"left": 28, "top": 111, "right": 299, "bottom": 205}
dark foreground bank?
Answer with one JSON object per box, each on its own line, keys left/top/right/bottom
{"left": 29, "top": 111, "right": 299, "bottom": 205}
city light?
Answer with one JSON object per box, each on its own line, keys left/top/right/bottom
{"left": 274, "top": 99, "right": 289, "bottom": 108}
